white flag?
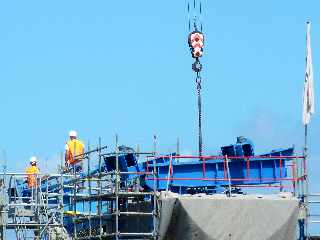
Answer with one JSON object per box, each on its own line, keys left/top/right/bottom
{"left": 302, "top": 22, "right": 315, "bottom": 125}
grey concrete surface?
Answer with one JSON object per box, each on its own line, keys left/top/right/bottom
{"left": 158, "top": 192, "right": 299, "bottom": 240}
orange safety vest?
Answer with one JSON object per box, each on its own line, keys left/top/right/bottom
{"left": 66, "top": 139, "right": 85, "bottom": 164}
{"left": 25, "top": 166, "right": 39, "bottom": 188}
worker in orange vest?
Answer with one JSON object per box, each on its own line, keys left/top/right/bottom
{"left": 65, "top": 130, "right": 85, "bottom": 173}
{"left": 25, "top": 156, "right": 40, "bottom": 188}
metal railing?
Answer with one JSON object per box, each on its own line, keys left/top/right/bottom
{"left": 144, "top": 154, "right": 306, "bottom": 195}
{"left": 69, "top": 136, "right": 159, "bottom": 240}
{"left": 0, "top": 172, "right": 67, "bottom": 240}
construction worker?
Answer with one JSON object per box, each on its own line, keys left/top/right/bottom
{"left": 65, "top": 130, "right": 85, "bottom": 173}
{"left": 25, "top": 156, "right": 40, "bottom": 188}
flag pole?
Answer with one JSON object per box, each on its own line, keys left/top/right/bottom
{"left": 302, "top": 20, "right": 314, "bottom": 239}
{"left": 304, "top": 124, "right": 307, "bottom": 156}
{"left": 304, "top": 123, "right": 309, "bottom": 239}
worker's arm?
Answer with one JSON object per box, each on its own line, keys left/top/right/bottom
{"left": 64, "top": 144, "right": 70, "bottom": 168}
{"left": 25, "top": 168, "right": 29, "bottom": 183}
{"left": 65, "top": 151, "right": 69, "bottom": 167}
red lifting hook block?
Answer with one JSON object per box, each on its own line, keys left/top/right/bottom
{"left": 188, "top": 31, "right": 205, "bottom": 58}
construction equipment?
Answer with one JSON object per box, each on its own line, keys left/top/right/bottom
{"left": 188, "top": 0, "right": 205, "bottom": 157}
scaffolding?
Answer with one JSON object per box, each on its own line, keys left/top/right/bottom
{"left": 65, "top": 136, "right": 159, "bottom": 240}
{"left": 0, "top": 135, "right": 318, "bottom": 239}
{"left": 0, "top": 136, "right": 160, "bottom": 240}
{"left": 0, "top": 172, "right": 69, "bottom": 240}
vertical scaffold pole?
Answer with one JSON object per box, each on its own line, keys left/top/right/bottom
{"left": 88, "top": 142, "right": 92, "bottom": 238}
{"left": 73, "top": 143, "right": 77, "bottom": 239}
{"left": 176, "top": 138, "right": 180, "bottom": 157}
{"left": 59, "top": 152, "right": 64, "bottom": 237}
{"left": 1, "top": 156, "right": 7, "bottom": 240}
{"left": 225, "top": 155, "right": 232, "bottom": 197}
{"left": 153, "top": 134, "right": 157, "bottom": 156}
{"left": 295, "top": 156, "right": 300, "bottom": 197}
{"left": 152, "top": 134, "right": 158, "bottom": 239}
{"left": 115, "top": 134, "right": 119, "bottom": 240}
{"left": 98, "top": 137, "right": 103, "bottom": 239}
{"left": 153, "top": 134, "right": 158, "bottom": 189}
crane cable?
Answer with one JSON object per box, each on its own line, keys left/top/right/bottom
{"left": 188, "top": 0, "right": 203, "bottom": 32}
{"left": 188, "top": 0, "right": 204, "bottom": 157}
{"left": 196, "top": 71, "right": 203, "bottom": 157}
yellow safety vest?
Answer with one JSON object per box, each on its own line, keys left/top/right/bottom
{"left": 25, "top": 166, "right": 39, "bottom": 188}
{"left": 66, "top": 139, "right": 84, "bottom": 164}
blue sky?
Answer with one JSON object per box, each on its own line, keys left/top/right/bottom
{"left": 0, "top": 1, "right": 319, "bottom": 172}
{"left": 0, "top": 0, "right": 319, "bottom": 174}
{"left": 0, "top": 0, "right": 320, "bottom": 233}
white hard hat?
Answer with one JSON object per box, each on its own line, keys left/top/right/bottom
{"left": 69, "top": 130, "right": 77, "bottom": 137}
{"left": 29, "top": 156, "right": 38, "bottom": 164}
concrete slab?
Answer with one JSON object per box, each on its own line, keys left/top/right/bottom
{"left": 159, "top": 192, "right": 299, "bottom": 240}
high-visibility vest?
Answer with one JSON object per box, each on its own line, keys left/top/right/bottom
{"left": 66, "top": 139, "right": 85, "bottom": 164}
{"left": 25, "top": 166, "right": 39, "bottom": 188}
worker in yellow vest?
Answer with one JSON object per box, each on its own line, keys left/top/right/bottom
{"left": 25, "top": 156, "right": 40, "bottom": 188}
{"left": 65, "top": 130, "right": 85, "bottom": 173}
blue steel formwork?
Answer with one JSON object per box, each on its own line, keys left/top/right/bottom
{"left": 6, "top": 137, "right": 308, "bottom": 240}
{"left": 142, "top": 148, "right": 295, "bottom": 193}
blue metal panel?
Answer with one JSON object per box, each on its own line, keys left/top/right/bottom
{"left": 143, "top": 147, "right": 293, "bottom": 191}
